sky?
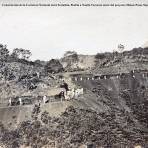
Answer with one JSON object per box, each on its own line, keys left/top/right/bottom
{"left": 0, "top": 0, "right": 148, "bottom": 60}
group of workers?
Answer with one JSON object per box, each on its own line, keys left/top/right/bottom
{"left": 42, "top": 87, "right": 84, "bottom": 104}
{"left": 8, "top": 79, "right": 84, "bottom": 106}
{"left": 8, "top": 88, "right": 84, "bottom": 106}
{"left": 8, "top": 97, "right": 22, "bottom": 106}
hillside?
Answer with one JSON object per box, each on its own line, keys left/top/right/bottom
{"left": 60, "top": 54, "right": 95, "bottom": 71}
{"left": 0, "top": 44, "right": 148, "bottom": 147}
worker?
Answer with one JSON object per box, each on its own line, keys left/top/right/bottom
{"left": 8, "top": 98, "right": 12, "bottom": 106}
{"left": 43, "top": 95, "right": 47, "bottom": 104}
{"left": 19, "top": 97, "right": 22, "bottom": 106}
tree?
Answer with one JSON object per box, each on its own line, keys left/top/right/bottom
{"left": 63, "top": 51, "right": 78, "bottom": 63}
{"left": 22, "top": 49, "right": 32, "bottom": 60}
{"left": 117, "top": 44, "right": 124, "bottom": 53}
{"left": 0, "top": 44, "right": 9, "bottom": 62}
{"left": 11, "top": 48, "right": 20, "bottom": 59}
{"left": 95, "top": 53, "right": 106, "bottom": 59}
{"left": 44, "top": 59, "right": 64, "bottom": 74}
{"left": 64, "top": 51, "right": 77, "bottom": 57}
{"left": 11, "top": 48, "right": 32, "bottom": 60}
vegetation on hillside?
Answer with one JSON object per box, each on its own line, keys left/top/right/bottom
{"left": 0, "top": 105, "right": 148, "bottom": 148}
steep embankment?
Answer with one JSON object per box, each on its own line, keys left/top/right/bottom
{"left": 0, "top": 99, "right": 95, "bottom": 129}
{"left": 72, "top": 72, "right": 148, "bottom": 112}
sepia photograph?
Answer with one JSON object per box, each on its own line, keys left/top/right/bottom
{"left": 0, "top": 0, "right": 148, "bottom": 147}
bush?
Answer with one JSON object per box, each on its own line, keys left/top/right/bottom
{"left": 95, "top": 53, "right": 106, "bottom": 59}
{"left": 44, "top": 59, "right": 64, "bottom": 74}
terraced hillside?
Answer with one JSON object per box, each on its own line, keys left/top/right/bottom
{"left": 0, "top": 44, "right": 148, "bottom": 147}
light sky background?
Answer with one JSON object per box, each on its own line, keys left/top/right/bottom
{"left": 0, "top": 0, "right": 148, "bottom": 60}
